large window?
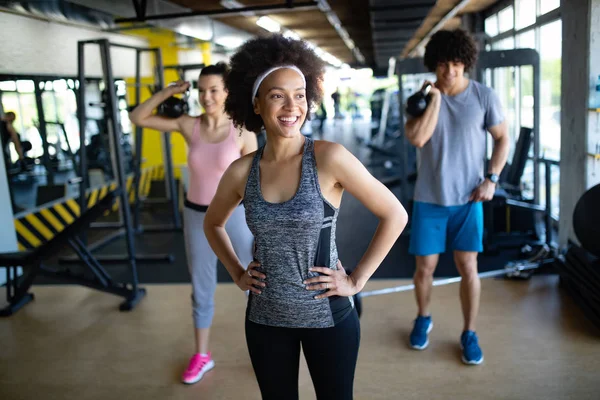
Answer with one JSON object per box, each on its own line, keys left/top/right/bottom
{"left": 539, "top": 20, "right": 561, "bottom": 161}
{"left": 483, "top": 0, "right": 561, "bottom": 217}
{"left": 0, "top": 80, "right": 42, "bottom": 161}
{"left": 540, "top": 0, "right": 559, "bottom": 15}
{"left": 515, "top": 0, "right": 536, "bottom": 29}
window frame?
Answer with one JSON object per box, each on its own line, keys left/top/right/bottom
{"left": 480, "top": 1, "right": 562, "bottom": 221}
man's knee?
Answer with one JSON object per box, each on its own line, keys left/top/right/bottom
{"left": 454, "top": 252, "right": 479, "bottom": 280}
{"left": 415, "top": 256, "right": 438, "bottom": 278}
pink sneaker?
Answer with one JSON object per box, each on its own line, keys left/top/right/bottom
{"left": 181, "top": 352, "right": 215, "bottom": 384}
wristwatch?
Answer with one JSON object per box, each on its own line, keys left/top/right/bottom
{"left": 486, "top": 173, "right": 499, "bottom": 184}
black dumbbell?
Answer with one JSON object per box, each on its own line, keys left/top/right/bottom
{"left": 406, "top": 83, "right": 433, "bottom": 118}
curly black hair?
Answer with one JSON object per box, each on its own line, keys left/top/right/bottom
{"left": 200, "top": 62, "right": 229, "bottom": 79}
{"left": 423, "top": 29, "right": 478, "bottom": 72}
{"left": 224, "top": 34, "right": 325, "bottom": 133}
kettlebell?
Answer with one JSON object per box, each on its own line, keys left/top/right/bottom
{"left": 158, "top": 96, "right": 189, "bottom": 118}
{"left": 405, "top": 83, "right": 432, "bottom": 118}
{"left": 158, "top": 82, "right": 190, "bottom": 118}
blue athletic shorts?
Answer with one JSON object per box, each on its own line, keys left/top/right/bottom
{"left": 408, "top": 201, "right": 484, "bottom": 256}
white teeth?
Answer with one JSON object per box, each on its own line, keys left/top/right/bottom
{"left": 278, "top": 117, "right": 297, "bottom": 122}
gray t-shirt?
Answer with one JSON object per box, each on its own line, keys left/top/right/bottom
{"left": 413, "top": 80, "right": 504, "bottom": 206}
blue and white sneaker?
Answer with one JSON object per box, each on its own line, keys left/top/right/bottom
{"left": 409, "top": 315, "right": 433, "bottom": 350}
{"left": 460, "top": 330, "right": 484, "bottom": 365}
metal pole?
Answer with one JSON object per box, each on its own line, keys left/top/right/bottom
{"left": 114, "top": 1, "right": 318, "bottom": 23}
{"left": 33, "top": 79, "right": 54, "bottom": 185}
{"left": 359, "top": 261, "right": 541, "bottom": 298}
{"left": 77, "top": 43, "right": 88, "bottom": 213}
{"left": 154, "top": 48, "right": 182, "bottom": 229}
{"left": 98, "top": 39, "right": 140, "bottom": 291}
{"left": 533, "top": 56, "right": 541, "bottom": 205}
{"left": 398, "top": 73, "right": 411, "bottom": 206}
{"left": 133, "top": 49, "right": 143, "bottom": 232}
{"left": 544, "top": 160, "right": 552, "bottom": 246}
{"left": 76, "top": 42, "right": 89, "bottom": 245}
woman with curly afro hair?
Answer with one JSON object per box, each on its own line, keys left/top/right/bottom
{"left": 203, "top": 34, "right": 408, "bottom": 399}
{"left": 404, "top": 28, "right": 509, "bottom": 365}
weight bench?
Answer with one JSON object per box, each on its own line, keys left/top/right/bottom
{"left": 0, "top": 189, "right": 146, "bottom": 317}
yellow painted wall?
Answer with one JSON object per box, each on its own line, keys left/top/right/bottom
{"left": 124, "top": 28, "right": 211, "bottom": 176}
{"left": 200, "top": 42, "right": 211, "bottom": 65}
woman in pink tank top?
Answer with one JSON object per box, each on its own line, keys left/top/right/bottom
{"left": 130, "top": 63, "right": 257, "bottom": 385}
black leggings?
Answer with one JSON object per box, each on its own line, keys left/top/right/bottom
{"left": 245, "top": 309, "right": 361, "bottom": 400}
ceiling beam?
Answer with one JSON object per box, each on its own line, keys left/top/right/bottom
{"left": 407, "top": 0, "right": 471, "bottom": 57}
{"left": 369, "top": 2, "right": 435, "bottom": 12}
{"left": 114, "top": 1, "right": 319, "bottom": 23}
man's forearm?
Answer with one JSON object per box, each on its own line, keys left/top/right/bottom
{"left": 405, "top": 94, "right": 441, "bottom": 148}
{"left": 489, "top": 135, "right": 510, "bottom": 175}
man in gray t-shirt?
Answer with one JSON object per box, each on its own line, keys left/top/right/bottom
{"left": 404, "top": 29, "right": 509, "bottom": 365}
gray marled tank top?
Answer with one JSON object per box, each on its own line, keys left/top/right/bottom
{"left": 244, "top": 137, "right": 354, "bottom": 328}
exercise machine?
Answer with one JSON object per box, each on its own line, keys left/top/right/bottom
{"left": 61, "top": 39, "right": 175, "bottom": 265}
{"left": 1, "top": 190, "right": 146, "bottom": 316}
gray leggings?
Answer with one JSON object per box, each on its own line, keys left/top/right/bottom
{"left": 183, "top": 204, "right": 254, "bottom": 329}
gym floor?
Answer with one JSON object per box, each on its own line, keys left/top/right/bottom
{"left": 1, "top": 276, "right": 599, "bottom": 399}
{"left": 2, "top": 120, "right": 599, "bottom": 399}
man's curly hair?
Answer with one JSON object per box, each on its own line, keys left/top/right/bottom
{"left": 224, "top": 34, "right": 325, "bottom": 133}
{"left": 424, "top": 29, "right": 478, "bottom": 72}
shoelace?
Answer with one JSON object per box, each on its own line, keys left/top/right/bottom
{"left": 463, "top": 334, "right": 478, "bottom": 348}
{"left": 189, "top": 356, "right": 208, "bottom": 372}
{"left": 415, "top": 318, "right": 429, "bottom": 334}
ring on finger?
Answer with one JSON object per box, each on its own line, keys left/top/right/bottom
{"left": 247, "top": 269, "right": 252, "bottom": 277}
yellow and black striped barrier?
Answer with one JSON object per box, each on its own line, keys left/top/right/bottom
{"left": 13, "top": 165, "right": 165, "bottom": 251}
{"left": 15, "top": 194, "right": 92, "bottom": 251}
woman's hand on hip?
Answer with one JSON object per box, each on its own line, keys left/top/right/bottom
{"left": 236, "top": 261, "right": 266, "bottom": 294}
{"left": 304, "top": 260, "right": 360, "bottom": 299}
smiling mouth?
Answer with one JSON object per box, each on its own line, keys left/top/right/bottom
{"left": 277, "top": 116, "right": 300, "bottom": 127}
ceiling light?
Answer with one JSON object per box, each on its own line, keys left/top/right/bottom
{"left": 220, "top": 0, "right": 255, "bottom": 17}
{"left": 256, "top": 16, "right": 280, "bottom": 33}
{"left": 220, "top": 0, "right": 244, "bottom": 8}
{"left": 283, "top": 30, "right": 301, "bottom": 40}
{"left": 214, "top": 35, "right": 247, "bottom": 49}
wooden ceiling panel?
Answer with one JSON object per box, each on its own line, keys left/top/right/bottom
{"left": 400, "top": 0, "right": 500, "bottom": 58}
{"left": 167, "top": 0, "right": 364, "bottom": 64}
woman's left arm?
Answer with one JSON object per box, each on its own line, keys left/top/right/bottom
{"left": 306, "top": 143, "right": 408, "bottom": 298}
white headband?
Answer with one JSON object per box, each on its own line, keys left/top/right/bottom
{"left": 251, "top": 65, "right": 306, "bottom": 102}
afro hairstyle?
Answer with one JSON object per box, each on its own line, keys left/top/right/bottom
{"left": 423, "top": 28, "right": 478, "bottom": 72}
{"left": 224, "top": 34, "right": 325, "bottom": 133}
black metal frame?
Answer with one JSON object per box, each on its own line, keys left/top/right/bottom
{"left": 61, "top": 39, "right": 176, "bottom": 265}
{"left": 122, "top": 53, "right": 186, "bottom": 234}
{"left": 32, "top": 78, "right": 55, "bottom": 185}
{"left": 0, "top": 190, "right": 146, "bottom": 317}
{"left": 476, "top": 49, "right": 561, "bottom": 256}
{"left": 131, "top": 0, "right": 147, "bottom": 21}
{"left": 477, "top": 49, "right": 541, "bottom": 204}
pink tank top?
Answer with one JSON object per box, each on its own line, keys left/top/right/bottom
{"left": 186, "top": 118, "right": 241, "bottom": 206}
